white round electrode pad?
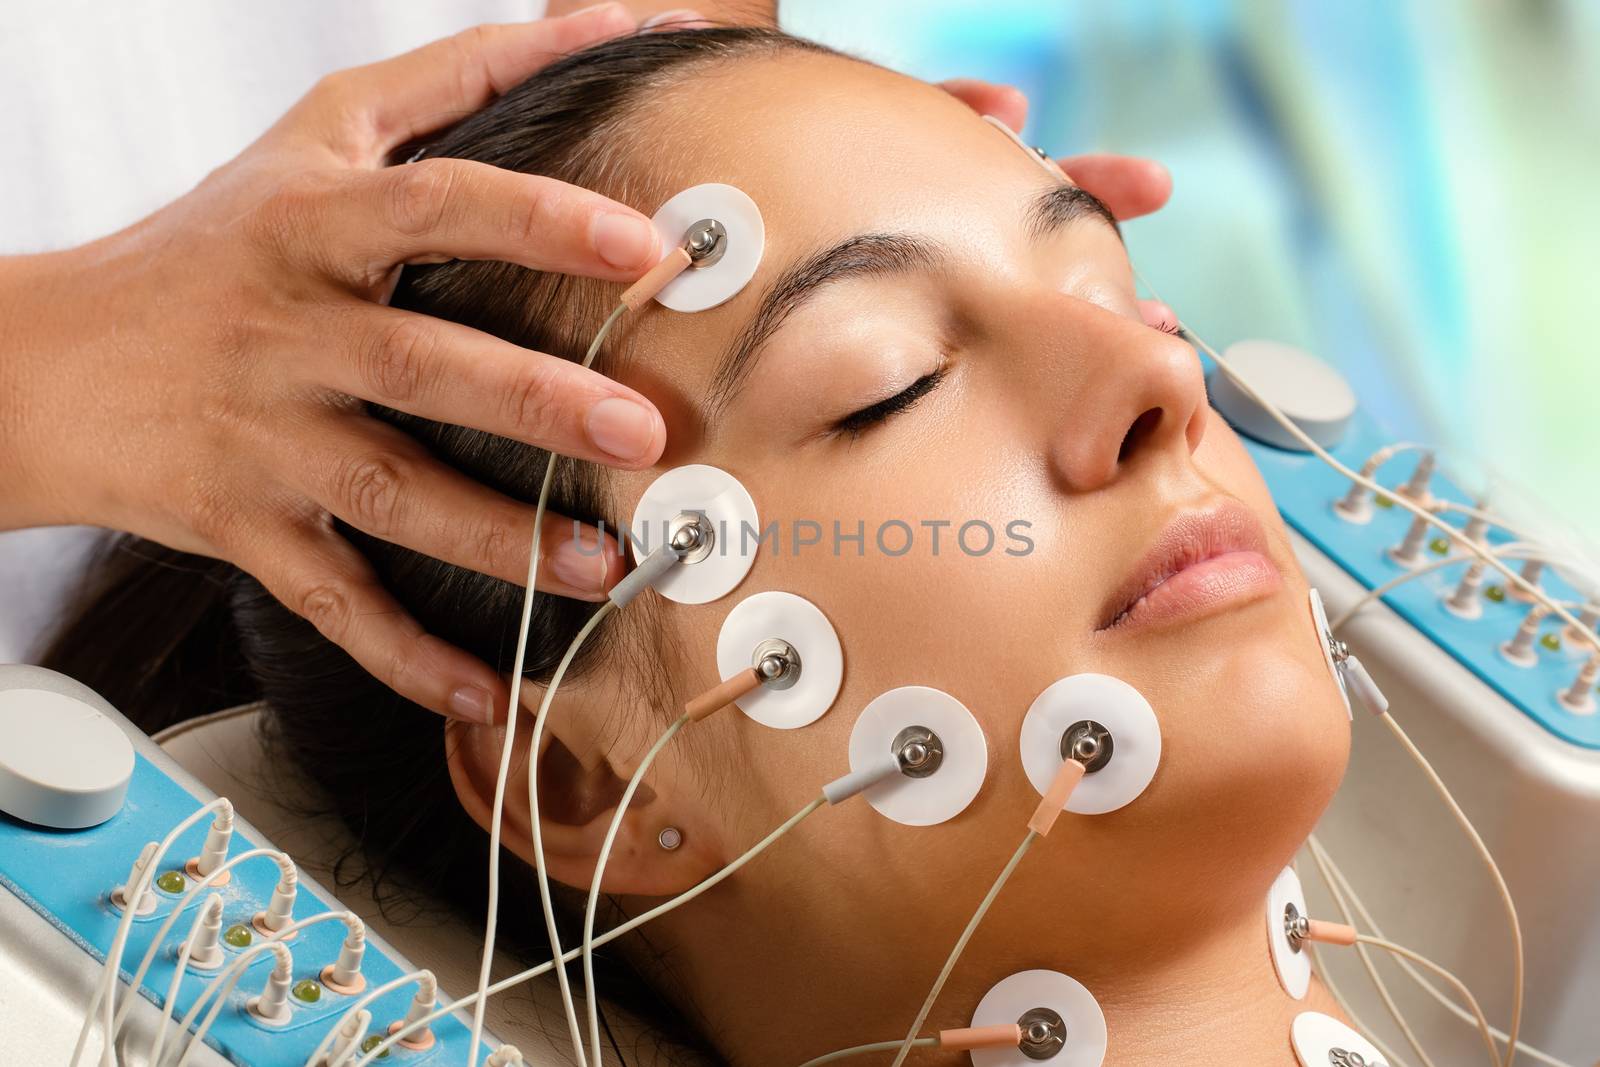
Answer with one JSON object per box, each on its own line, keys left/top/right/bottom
{"left": 0, "top": 683, "right": 133, "bottom": 829}
{"left": 1267, "top": 866, "right": 1312, "bottom": 1000}
{"left": 1019, "top": 674, "right": 1161, "bottom": 816}
{"left": 1291, "top": 1012, "right": 1389, "bottom": 1067}
{"left": 1208, "top": 340, "right": 1357, "bottom": 452}
{"left": 630, "top": 464, "right": 759, "bottom": 604}
{"left": 970, "top": 969, "right": 1107, "bottom": 1067}
{"left": 847, "top": 686, "right": 987, "bottom": 826}
{"left": 649, "top": 183, "right": 765, "bottom": 312}
{"left": 1308, "top": 588, "right": 1352, "bottom": 721}
{"left": 715, "top": 591, "right": 843, "bottom": 729}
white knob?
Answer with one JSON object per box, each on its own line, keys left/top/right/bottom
{"left": 1209, "top": 340, "right": 1356, "bottom": 451}
{"left": 0, "top": 683, "right": 133, "bottom": 829}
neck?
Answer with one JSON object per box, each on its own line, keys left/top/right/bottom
{"left": 665, "top": 873, "right": 1349, "bottom": 1066}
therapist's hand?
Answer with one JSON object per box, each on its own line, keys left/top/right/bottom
{"left": 0, "top": 5, "right": 664, "bottom": 723}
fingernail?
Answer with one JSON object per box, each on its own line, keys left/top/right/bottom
{"left": 550, "top": 535, "right": 610, "bottom": 593}
{"left": 592, "top": 213, "right": 660, "bottom": 271}
{"left": 642, "top": 9, "right": 706, "bottom": 28}
{"left": 585, "top": 396, "right": 659, "bottom": 463}
{"left": 449, "top": 685, "right": 495, "bottom": 723}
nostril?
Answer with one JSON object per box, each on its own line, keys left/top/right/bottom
{"left": 1118, "top": 408, "right": 1163, "bottom": 462}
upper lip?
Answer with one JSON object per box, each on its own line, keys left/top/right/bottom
{"left": 1096, "top": 498, "right": 1273, "bottom": 630}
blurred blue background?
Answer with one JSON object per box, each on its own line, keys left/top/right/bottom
{"left": 785, "top": 0, "right": 1600, "bottom": 541}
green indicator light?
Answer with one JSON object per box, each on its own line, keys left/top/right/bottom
{"left": 292, "top": 978, "right": 322, "bottom": 1004}
{"left": 1428, "top": 537, "right": 1449, "bottom": 556}
{"left": 223, "top": 923, "right": 253, "bottom": 949}
{"left": 1540, "top": 633, "right": 1562, "bottom": 652}
{"left": 1374, "top": 495, "right": 1394, "bottom": 509}
{"left": 1485, "top": 585, "right": 1506, "bottom": 603}
{"left": 155, "top": 870, "right": 186, "bottom": 894}
{"left": 360, "top": 1035, "right": 390, "bottom": 1058}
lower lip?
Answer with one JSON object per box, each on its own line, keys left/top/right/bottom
{"left": 1113, "top": 551, "right": 1282, "bottom": 632}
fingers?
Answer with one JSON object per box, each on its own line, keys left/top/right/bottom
{"left": 299, "top": 414, "right": 626, "bottom": 598}
{"left": 940, "top": 77, "right": 1028, "bottom": 132}
{"left": 247, "top": 521, "right": 510, "bottom": 722}
{"left": 323, "top": 158, "right": 664, "bottom": 281}
{"left": 307, "top": 304, "right": 665, "bottom": 467}
{"left": 1055, "top": 153, "right": 1172, "bottom": 221}
{"left": 302, "top": 5, "right": 638, "bottom": 159}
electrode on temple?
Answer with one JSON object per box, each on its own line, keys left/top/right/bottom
{"left": 629, "top": 465, "right": 760, "bottom": 604}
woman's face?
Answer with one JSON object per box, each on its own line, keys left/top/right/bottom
{"left": 469, "top": 47, "right": 1352, "bottom": 1046}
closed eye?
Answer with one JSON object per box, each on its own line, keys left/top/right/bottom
{"left": 831, "top": 367, "right": 947, "bottom": 439}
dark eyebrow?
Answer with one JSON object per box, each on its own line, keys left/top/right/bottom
{"left": 1026, "top": 183, "right": 1121, "bottom": 241}
{"left": 705, "top": 185, "right": 1119, "bottom": 417}
{"left": 705, "top": 233, "right": 941, "bottom": 418}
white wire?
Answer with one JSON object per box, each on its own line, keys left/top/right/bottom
{"left": 1377, "top": 711, "right": 1525, "bottom": 1067}
{"left": 1429, "top": 501, "right": 1555, "bottom": 549}
{"left": 145, "top": 895, "right": 222, "bottom": 1067}
{"left": 172, "top": 941, "right": 291, "bottom": 1067}
{"left": 71, "top": 796, "right": 230, "bottom": 1067}
{"left": 165, "top": 911, "right": 348, "bottom": 1067}
{"left": 466, "top": 300, "right": 627, "bottom": 1067}
{"left": 1178, "top": 323, "right": 1533, "bottom": 1064}
{"left": 1355, "top": 935, "right": 1500, "bottom": 1067}
{"left": 1302, "top": 840, "right": 1431, "bottom": 1067}
{"left": 353, "top": 794, "right": 826, "bottom": 1066}
{"left": 1301, "top": 915, "right": 1413, "bottom": 1067}
{"left": 1312, "top": 837, "right": 1576, "bottom": 1067}
{"left": 583, "top": 713, "right": 689, "bottom": 1066}
{"left": 115, "top": 848, "right": 294, "bottom": 1038}
{"left": 301, "top": 969, "right": 434, "bottom": 1067}
{"left": 1327, "top": 543, "right": 1548, "bottom": 632}
{"left": 887, "top": 830, "right": 1038, "bottom": 1067}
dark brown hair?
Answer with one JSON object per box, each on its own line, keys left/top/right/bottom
{"left": 45, "top": 26, "right": 838, "bottom": 1064}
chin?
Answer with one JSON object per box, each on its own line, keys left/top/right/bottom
{"left": 1084, "top": 595, "right": 1351, "bottom": 928}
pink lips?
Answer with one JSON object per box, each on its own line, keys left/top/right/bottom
{"left": 1097, "top": 499, "right": 1282, "bottom": 632}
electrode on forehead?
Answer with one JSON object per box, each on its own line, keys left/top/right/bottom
{"left": 648, "top": 183, "right": 765, "bottom": 312}
{"left": 1020, "top": 674, "right": 1160, "bottom": 815}
{"left": 980, "top": 115, "right": 1069, "bottom": 182}
{"left": 1267, "top": 866, "right": 1313, "bottom": 1000}
{"left": 715, "top": 591, "right": 843, "bottom": 729}
{"left": 1308, "top": 589, "right": 1352, "bottom": 721}
{"left": 1290, "top": 1012, "right": 1389, "bottom": 1067}
{"left": 847, "top": 686, "right": 988, "bottom": 826}
{"left": 969, "top": 970, "right": 1106, "bottom": 1067}
{"left": 629, "top": 464, "right": 759, "bottom": 604}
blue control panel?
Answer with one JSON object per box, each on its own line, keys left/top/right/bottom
{"left": 0, "top": 751, "right": 489, "bottom": 1065}
{"left": 1229, "top": 392, "right": 1599, "bottom": 750}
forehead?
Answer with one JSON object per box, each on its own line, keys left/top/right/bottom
{"left": 617, "top": 50, "right": 1062, "bottom": 378}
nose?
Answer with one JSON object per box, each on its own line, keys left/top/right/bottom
{"left": 1038, "top": 303, "right": 1208, "bottom": 494}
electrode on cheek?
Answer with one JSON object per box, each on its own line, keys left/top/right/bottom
{"left": 647, "top": 183, "right": 765, "bottom": 312}
{"left": 1019, "top": 674, "right": 1161, "bottom": 815}
{"left": 846, "top": 686, "right": 988, "bottom": 826}
{"left": 629, "top": 464, "right": 760, "bottom": 604}
{"left": 714, "top": 591, "right": 844, "bottom": 729}
{"left": 969, "top": 970, "right": 1107, "bottom": 1067}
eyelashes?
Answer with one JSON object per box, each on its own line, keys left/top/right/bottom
{"left": 1153, "top": 319, "right": 1181, "bottom": 335}
{"left": 832, "top": 367, "right": 948, "bottom": 439}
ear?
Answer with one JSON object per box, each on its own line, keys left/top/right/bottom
{"left": 444, "top": 693, "right": 724, "bottom": 899}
